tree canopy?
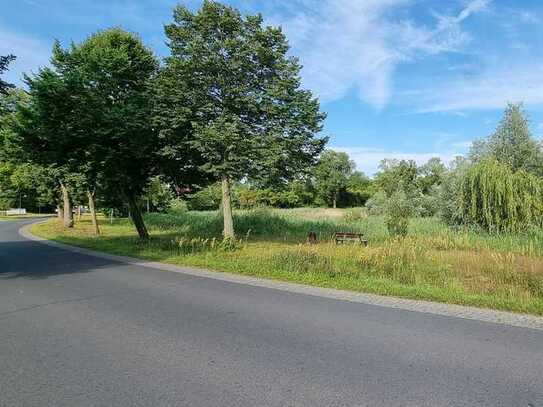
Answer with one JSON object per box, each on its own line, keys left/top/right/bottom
{"left": 0, "top": 55, "right": 16, "bottom": 94}
{"left": 314, "top": 150, "right": 355, "bottom": 208}
{"left": 154, "top": 0, "right": 326, "bottom": 236}
{"left": 470, "top": 103, "right": 543, "bottom": 175}
{"left": 14, "top": 28, "right": 159, "bottom": 237}
{"left": 375, "top": 159, "right": 419, "bottom": 197}
{"left": 460, "top": 159, "right": 543, "bottom": 232}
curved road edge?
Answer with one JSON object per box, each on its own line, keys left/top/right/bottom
{"left": 19, "top": 220, "right": 543, "bottom": 331}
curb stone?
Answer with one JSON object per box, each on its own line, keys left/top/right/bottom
{"left": 19, "top": 221, "right": 543, "bottom": 331}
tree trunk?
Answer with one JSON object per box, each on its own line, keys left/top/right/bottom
{"left": 221, "top": 176, "right": 235, "bottom": 238}
{"left": 60, "top": 182, "right": 73, "bottom": 228}
{"left": 332, "top": 192, "right": 337, "bottom": 209}
{"left": 57, "top": 204, "right": 64, "bottom": 222}
{"left": 87, "top": 190, "right": 100, "bottom": 236}
{"left": 127, "top": 193, "right": 149, "bottom": 240}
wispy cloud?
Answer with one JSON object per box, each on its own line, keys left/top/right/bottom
{"left": 407, "top": 63, "right": 543, "bottom": 113}
{"left": 400, "top": 1, "right": 543, "bottom": 114}
{"left": 269, "top": 0, "right": 488, "bottom": 109}
{"left": 457, "top": 0, "right": 491, "bottom": 22}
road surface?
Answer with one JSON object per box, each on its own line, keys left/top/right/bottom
{"left": 1, "top": 219, "right": 542, "bottom": 406}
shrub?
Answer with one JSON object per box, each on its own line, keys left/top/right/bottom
{"left": 187, "top": 183, "right": 223, "bottom": 210}
{"left": 439, "top": 157, "right": 470, "bottom": 225}
{"left": 365, "top": 191, "right": 388, "bottom": 215}
{"left": 168, "top": 198, "right": 188, "bottom": 215}
{"left": 385, "top": 190, "right": 414, "bottom": 237}
{"left": 419, "top": 185, "right": 441, "bottom": 217}
{"left": 237, "top": 187, "right": 262, "bottom": 209}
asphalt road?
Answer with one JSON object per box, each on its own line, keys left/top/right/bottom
{"left": 1, "top": 220, "right": 542, "bottom": 407}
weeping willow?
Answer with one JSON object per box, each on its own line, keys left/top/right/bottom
{"left": 460, "top": 159, "right": 543, "bottom": 232}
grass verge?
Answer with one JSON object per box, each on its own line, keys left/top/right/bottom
{"left": 30, "top": 208, "right": 543, "bottom": 316}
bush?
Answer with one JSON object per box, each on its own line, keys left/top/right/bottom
{"left": 439, "top": 157, "right": 470, "bottom": 225}
{"left": 419, "top": 185, "right": 441, "bottom": 217}
{"left": 365, "top": 191, "right": 388, "bottom": 215}
{"left": 168, "top": 198, "right": 188, "bottom": 215}
{"left": 187, "top": 183, "right": 223, "bottom": 211}
{"left": 237, "top": 187, "right": 262, "bottom": 209}
{"left": 385, "top": 190, "right": 414, "bottom": 237}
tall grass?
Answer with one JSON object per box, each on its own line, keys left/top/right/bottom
{"left": 32, "top": 207, "right": 543, "bottom": 315}
{"left": 143, "top": 208, "right": 543, "bottom": 255}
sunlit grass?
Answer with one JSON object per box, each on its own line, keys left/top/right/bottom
{"left": 31, "top": 208, "right": 543, "bottom": 315}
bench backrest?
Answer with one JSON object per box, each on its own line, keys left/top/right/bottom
{"left": 334, "top": 232, "right": 362, "bottom": 238}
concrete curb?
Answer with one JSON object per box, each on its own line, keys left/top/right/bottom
{"left": 19, "top": 221, "right": 543, "bottom": 331}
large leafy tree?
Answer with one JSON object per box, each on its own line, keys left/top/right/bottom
{"left": 155, "top": 1, "right": 326, "bottom": 237}
{"left": 1, "top": 89, "right": 57, "bottom": 212}
{"left": 345, "top": 171, "right": 373, "bottom": 206}
{"left": 418, "top": 157, "right": 446, "bottom": 194}
{"left": 470, "top": 103, "right": 543, "bottom": 175}
{"left": 460, "top": 159, "right": 543, "bottom": 232}
{"left": 375, "top": 159, "right": 419, "bottom": 197}
{"left": 15, "top": 29, "right": 159, "bottom": 238}
{"left": 0, "top": 55, "right": 16, "bottom": 94}
{"left": 1, "top": 89, "right": 26, "bottom": 160}
{"left": 11, "top": 52, "right": 72, "bottom": 227}
{"left": 0, "top": 162, "right": 57, "bottom": 212}
{"left": 314, "top": 150, "right": 354, "bottom": 208}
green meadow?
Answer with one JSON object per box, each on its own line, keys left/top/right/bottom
{"left": 32, "top": 207, "right": 543, "bottom": 316}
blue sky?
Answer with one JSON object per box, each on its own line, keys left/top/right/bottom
{"left": 2, "top": 0, "right": 543, "bottom": 175}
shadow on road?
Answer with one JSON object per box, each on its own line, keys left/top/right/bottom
{"left": 0, "top": 237, "right": 122, "bottom": 281}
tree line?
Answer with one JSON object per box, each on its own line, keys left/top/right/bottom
{"left": 0, "top": 1, "right": 326, "bottom": 239}
{"left": 162, "top": 102, "right": 543, "bottom": 236}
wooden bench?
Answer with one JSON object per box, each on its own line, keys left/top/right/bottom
{"left": 334, "top": 232, "right": 368, "bottom": 246}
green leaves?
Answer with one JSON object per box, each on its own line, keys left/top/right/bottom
{"left": 14, "top": 29, "right": 160, "bottom": 237}
{"left": 460, "top": 159, "right": 543, "bottom": 232}
{"left": 314, "top": 150, "right": 355, "bottom": 207}
{"left": 155, "top": 1, "right": 326, "bottom": 184}
{"left": 385, "top": 190, "right": 414, "bottom": 238}
{"left": 154, "top": 1, "right": 327, "bottom": 236}
{"left": 470, "top": 103, "right": 543, "bottom": 176}
{"left": 458, "top": 103, "right": 543, "bottom": 232}
{"left": 0, "top": 55, "right": 16, "bottom": 94}
{"left": 19, "top": 28, "right": 159, "bottom": 193}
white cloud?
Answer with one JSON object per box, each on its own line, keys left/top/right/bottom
{"left": 407, "top": 64, "right": 543, "bottom": 113}
{"left": 331, "top": 146, "right": 464, "bottom": 176}
{"left": 270, "top": 0, "right": 488, "bottom": 109}
{"left": 456, "top": 0, "right": 491, "bottom": 22}
{"left": 0, "top": 26, "right": 51, "bottom": 86}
